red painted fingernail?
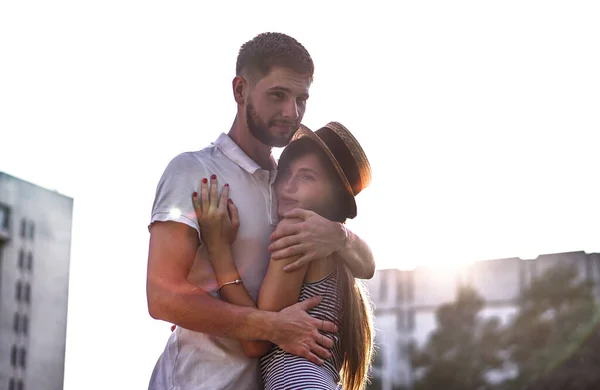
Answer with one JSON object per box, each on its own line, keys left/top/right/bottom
{"left": 228, "top": 199, "right": 233, "bottom": 204}
{"left": 202, "top": 178, "right": 208, "bottom": 183}
{"left": 192, "top": 192, "right": 197, "bottom": 198}
{"left": 171, "top": 325, "right": 176, "bottom": 332}
{"left": 224, "top": 183, "right": 229, "bottom": 187}
{"left": 211, "top": 174, "right": 216, "bottom": 180}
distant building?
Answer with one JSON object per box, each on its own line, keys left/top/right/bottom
{"left": 366, "top": 251, "right": 600, "bottom": 390}
{"left": 0, "top": 172, "right": 73, "bottom": 390}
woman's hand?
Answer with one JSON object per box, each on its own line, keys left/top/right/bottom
{"left": 192, "top": 175, "right": 239, "bottom": 251}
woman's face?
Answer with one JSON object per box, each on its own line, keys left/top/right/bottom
{"left": 275, "top": 153, "right": 337, "bottom": 218}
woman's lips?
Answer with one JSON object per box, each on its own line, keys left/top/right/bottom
{"left": 278, "top": 197, "right": 298, "bottom": 208}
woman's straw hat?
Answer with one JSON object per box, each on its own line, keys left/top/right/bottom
{"left": 292, "top": 122, "right": 372, "bottom": 219}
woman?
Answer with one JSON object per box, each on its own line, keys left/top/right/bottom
{"left": 192, "top": 122, "right": 374, "bottom": 390}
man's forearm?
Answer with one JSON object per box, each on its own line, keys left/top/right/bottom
{"left": 336, "top": 227, "right": 375, "bottom": 279}
{"left": 148, "top": 280, "right": 276, "bottom": 341}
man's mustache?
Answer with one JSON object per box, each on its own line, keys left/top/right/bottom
{"left": 269, "top": 120, "right": 298, "bottom": 127}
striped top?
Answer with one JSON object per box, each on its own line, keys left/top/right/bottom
{"left": 260, "top": 269, "right": 344, "bottom": 390}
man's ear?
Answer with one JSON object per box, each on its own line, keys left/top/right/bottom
{"left": 232, "top": 75, "right": 247, "bottom": 105}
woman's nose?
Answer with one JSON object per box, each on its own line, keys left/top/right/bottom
{"left": 282, "top": 178, "right": 296, "bottom": 193}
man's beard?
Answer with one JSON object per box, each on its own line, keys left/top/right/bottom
{"left": 246, "top": 102, "right": 297, "bottom": 148}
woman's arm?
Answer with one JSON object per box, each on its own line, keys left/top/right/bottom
{"left": 257, "top": 218, "right": 309, "bottom": 312}
{"left": 206, "top": 244, "right": 274, "bottom": 357}
{"left": 255, "top": 218, "right": 331, "bottom": 361}
{"left": 208, "top": 239, "right": 330, "bottom": 363}
{"left": 208, "top": 218, "right": 309, "bottom": 357}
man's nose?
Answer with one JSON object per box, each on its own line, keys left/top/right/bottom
{"left": 281, "top": 99, "right": 299, "bottom": 120}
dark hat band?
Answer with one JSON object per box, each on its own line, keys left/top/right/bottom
{"left": 315, "top": 126, "right": 362, "bottom": 196}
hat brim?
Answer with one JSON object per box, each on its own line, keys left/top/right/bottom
{"left": 292, "top": 124, "right": 358, "bottom": 219}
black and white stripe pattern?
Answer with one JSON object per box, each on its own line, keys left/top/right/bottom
{"left": 260, "top": 270, "right": 344, "bottom": 390}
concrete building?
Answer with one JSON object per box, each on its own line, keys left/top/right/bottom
{"left": 0, "top": 172, "right": 73, "bottom": 390}
{"left": 366, "top": 251, "right": 600, "bottom": 390}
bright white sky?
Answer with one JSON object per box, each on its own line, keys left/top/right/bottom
{"left": 1, "top": 1, "right": 599, "bottom": 389}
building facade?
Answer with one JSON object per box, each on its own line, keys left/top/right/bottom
{"left": 0, "top": 172, "right": 73, "bottom": 390}
{"left": 366, "top": 251, "right": 600, "bottom": 390}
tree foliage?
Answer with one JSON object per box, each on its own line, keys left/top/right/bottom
{"left": 411, "top": 286, "right": 504, "bottom": 390}
{"left": 502, "top": 263, "right": 597, "bottom": 389}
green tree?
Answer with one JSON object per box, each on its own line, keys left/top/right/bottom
{"left": 411, "top": 286, "right": 504, "bottom": 390}
{"left": 502, "top": 263, "right": 597, "bottom": 389}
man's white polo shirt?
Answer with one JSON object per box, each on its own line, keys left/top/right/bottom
{"left": 148, "top": 133, "right": 278, "bottom": 390}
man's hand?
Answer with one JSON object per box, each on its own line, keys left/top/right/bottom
{"left": 268, "top": 208, "right": 345, "bottom": 272}
{"left": 270, "top": 296, "right": 338, "bottom": 365}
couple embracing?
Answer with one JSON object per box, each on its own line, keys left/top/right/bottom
{"left": 147, "top": 32, "right": 376, "bottom": 390}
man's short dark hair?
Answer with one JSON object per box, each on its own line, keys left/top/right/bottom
{"left": 236, "top": 32, "right": 314, "bottom": 83}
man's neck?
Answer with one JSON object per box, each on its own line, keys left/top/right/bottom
{"left": 228, "top": 119, "right": 275, "bottom": 171}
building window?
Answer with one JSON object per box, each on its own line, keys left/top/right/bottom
{"left": 29, "top": 222, "right": 35, "bottom": 240}
{"left": 16, "top": 281, "right": 22, "bottom": 300}
{"left": 407, "top": 309, "right": 416, "bottom": 330}
{"left": 13, "top": 313, "right": 28, "bottom": 335}
{"left": 22, "top": 315, "right": 29, "bottom": 335}
{"left": 9, "top": 378, "right": 15, "bottom": 390}
{"left": 397, "top": 310, "right": 405, "bottom": 331}
{"left": 15, "top": 281, "right": 31, "bottom": 304}
{"left": 10, "top": 345, "right": 18, "bottom": 367}
{"left": 13, "top": 313, "right": 20, "bottom": 333}
{"left": 27, "top": 252, "right": 33, "bottom": 271}
{"left": 0, "top": 204, "right": 10, "bottom": 229}
{"left": 18, "top": 249, "right": 25, "bottom": 269}
{"left": 20, "top": 219, "right": 27, "bottom": 238}
{"left": 17, "top": 380, "right": 24, "bottom": 390}
{"left": 19, "top": 348, "right": 27, "bottom": 368}
{"left": 407, "top": 272, "right": 414, "bottom": 302}
{"left": 23, "top": 283, "right": 31, "bottom": 304}
{"left": 396, "top": 272, "right": 405, "bottom": 303}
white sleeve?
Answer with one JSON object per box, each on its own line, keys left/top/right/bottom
{"left": 149, "top": 152, "right": 207, "bottom": 242}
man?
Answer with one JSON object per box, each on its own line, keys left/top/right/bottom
{"left": 147, "top": 32, "right": 375, "bottom": 390}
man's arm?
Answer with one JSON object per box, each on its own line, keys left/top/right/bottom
{"left": 268, "top": 208, "right": 375, "bottom": 279}
{"left": 335, "top": 225, "right": 375, "bottom": 279}
{"left": 146, "top": 221, "right": 336, "bottom": 361}
{"left": 147, "top": 221, "right": 268, "bottom": 338}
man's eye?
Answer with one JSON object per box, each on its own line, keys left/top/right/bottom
{"left": 301, "top": 175, "right": 315, "bottom": 181}
{"left": 272, "top": 92, "right": 285, "bottom": 100}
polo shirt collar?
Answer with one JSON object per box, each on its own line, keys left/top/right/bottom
{"left": 214, "top": 133, "right": 268, "bottom": 174}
